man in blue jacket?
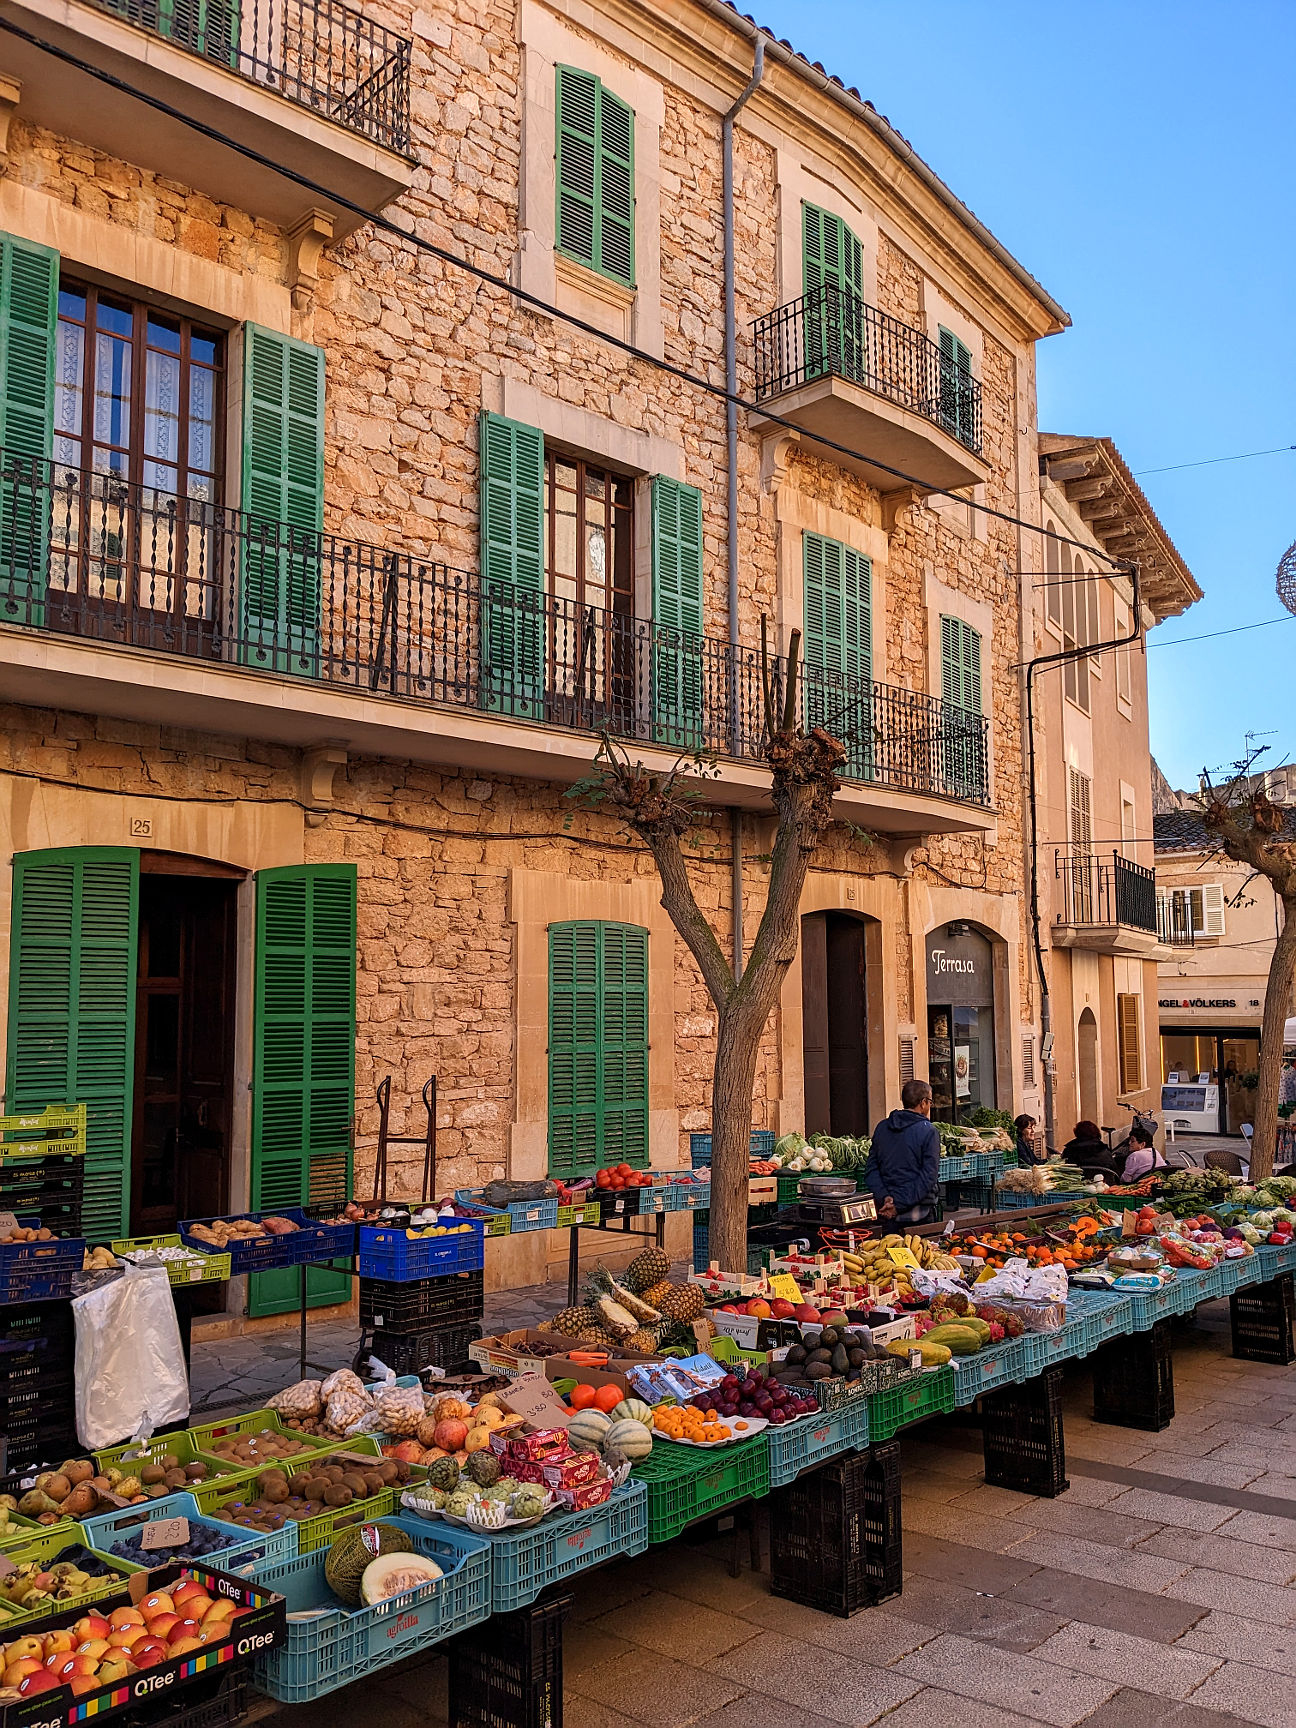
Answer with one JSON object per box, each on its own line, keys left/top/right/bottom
{"left": 865, "top": 1079, "right": 941, "bottom": 1225}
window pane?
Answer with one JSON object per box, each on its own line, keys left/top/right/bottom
{"left": 191, "top": 334, "right": 217, "bottom": 366}
{"left": 146, "top": 316, "right": 182, "bottom": 355}
{"left": 145, "top": 347, "right": 182, "bottom": 481}
{"left": 53, "top": 319, "right": 85, "bottom": 466}
{"left": 93, "top": 329, "right": 132, "bottom": 457}
{"left": 188, "top": 367, "right": 216, "bottom": 488}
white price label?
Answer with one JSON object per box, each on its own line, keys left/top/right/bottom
{"left": 141, "top": 1515, "right": 190, "bottom": 1551}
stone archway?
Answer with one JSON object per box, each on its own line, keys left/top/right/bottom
{"left": 1078, "top": 1007, "right": 1100, "bottom": 1126}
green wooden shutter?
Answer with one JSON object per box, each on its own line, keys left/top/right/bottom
{"left": 940, "top": 615, "right": 983, "bottom": 799}
{"left": 556, "top": 68, "right": 635, "bottom": 287}
{"left": 651, "top": 476, "right": 704, "bottom": 747}
{"left": 548, "top": 921, "right": 648, "bottom": 1178}
{"left": 159, "top": 0, "right": 240, "bottom": 66}
{"left": 240, "top": 324, "right": 324, "bottom": 678}
{"left": 940, "top": 614, "right": 981, "bottom": 714}
{"left": 802, "top": 531, "right": 871, "bottom": 777}
{"left": 0, "top": 234, "right": 57, "bottom": 630}
{"left": 938, "top": 326, "right": 975, "bottom": 445}
{"left": 479, "top": 410, "right": 545, "bottom": 718}
{"left": 5, "top": 848, "right": 138, "bottom": 1241}
{"left": 249, "top": 863, "right": 356, "bottom": 1316}
{"left": 803, "top": 202, "right": 864, "bottom": 383}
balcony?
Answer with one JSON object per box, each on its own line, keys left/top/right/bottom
{"left": 749, "top": 285, "right": 991, "bottom": 497}
{"left": 1157, "top": 901, "right": 1197, "bottom": 948}
{"left": 1052, "top": 849, "right": 1160, "bottom": 957}
{"left": 0, "top": 455, "right": 994, "bottom": 834}
{"left": 4, "top": 0, "right": 413, "bottom": 236}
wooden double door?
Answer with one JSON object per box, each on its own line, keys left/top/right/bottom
{"left": 801, "top": 912, "right": 869, "bottom": 1138}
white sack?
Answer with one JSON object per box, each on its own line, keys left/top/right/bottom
{"left": 72, "top": 1263, "right": 189, "bottom": 1449}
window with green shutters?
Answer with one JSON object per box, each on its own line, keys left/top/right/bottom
{"left": 0, "top": 232, "right": 58, "bottom": 631}
{"left": 240, "top": 323, "right": 324, "bottom": 678}
{"left": 548, "top": 921, "right": 649, "bottom": 1178}
{"left": 650, "top": 475, "right": 703, "bottom": 747}
{"left": 5, "top": 848, "right": 138, "bottom": 1242}
{"left": 154, "top": 0, "right": 239, "bottom": 66}
{"left": 940, "top": 614, "right": 983, "bottom": 799}
{"left": 802, "top": 530, "right": 872, "bottom": 779}
{"left": 479, "top": 410, "right": 545, "bottom": 718}
{"left": 802, "top": 202, "right": 865, "bottom": 381}
{"left": 556, "top": 66, "right": 635, "bottom": 287}
{"left": 937, "top": 326, "right": 977, "bottom": 446}
{"left": 249, "top": 863, "right": 356, "bottom": 1316}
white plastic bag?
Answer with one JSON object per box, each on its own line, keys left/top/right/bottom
{"left": 72, "top": 1263, "right": 189, "bottom": 1449}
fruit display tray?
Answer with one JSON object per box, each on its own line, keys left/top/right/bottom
{"left": 866, "top": 1366, "right": 956, "bottom": 1442}
{"left": 177, "top": 1210, "right": 339, "bottom": 1274}
{"left": 186, "top": 1408, "right": 345, "bottom": 1464}
{"left": 249, "top": 1516, "right": 489, "bottom": 1703}
{"left": 765, "top": 1397, "right": 871, "bottom": 1487}
{"left": 81, "top": 1488, "right": 299, "bottom": 1573}
{"left": 93, "top": 1430, "right": 255, "bottom": 1484}
{"left": 192, "top": 1446, "right": 421, "bottom": 1557}
{"left": 453, "top": 1190, "right": 560, "bottom": 1234}
{"left": 632, "top": 1436, "right": 770, "bottom": 1546}
{"left": 947, "top": 1335, "right": 1035, "bottom": 1406}
{"left": 0, "top": 1229, "right": 84, "bottom": 1305}
{"left": 656, "top": 1416, "right": 768, "bottom": 1449}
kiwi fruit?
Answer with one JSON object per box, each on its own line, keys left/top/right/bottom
{"left": 392, "top": 1462, "right": 412, "bottom": 1484}
{"left": 163, "top": 1468, "right": 187, "bottom": 1490}
{"left": 140, "top": 1463, "right": 167, "bottom": 1486}
{"left": 161, "top": 1455, "right": 180, "bottom": 1471}
{"left": 375, "top": 1461, "right": 399, "bottom": 1484}
{"left": 340, "top": 1473, "right": 369, "bottom": 1497}
{"left": 262, "top": 1479, "right": 290, "bottom": 1504}
{"left": 287, "top": 1473, "right": 313, "bottom": 1497}
{"left": 323, "top": 1485, "right": 352, "bottom": 1507}
{"left": 184, "top": 1462, "right": 208, "bottom": 1481}
{"left": 361, "top": 1472, "right": 386, "bottom": 1497}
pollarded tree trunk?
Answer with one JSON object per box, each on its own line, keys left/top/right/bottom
{"left": 1251, "top": 901, "right": 1296, "bottom": 1180}
{"left": 707, "top": 1004, "right": 767, "bottom": 1273}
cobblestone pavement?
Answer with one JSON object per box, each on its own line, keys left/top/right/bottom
{"left": 239, "top": 1297, "right": 1296, "bottom": 1728}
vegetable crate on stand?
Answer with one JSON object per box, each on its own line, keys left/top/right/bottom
{"left": 1093, "top": 1317, "right": 1175, "bottom": 1431}
{"left": 689, "top": 1130, "right": 775, "bottom": 1168}
{"left": 448, "top": 1591, "right": 571, "bottom": 1728}
{"left": 468, "top": 1480, "right": 648, "bottom": 1613}
{"left": 358, "top": 1268, "right": 485, "bottom": 1332}
{"left": 0, "top": 1298, "right": 77, "bottom": 1469}
{"left": 82, "top": 1487, "right": 299, "bottom": 1571}
{"left": 360, "top": 1319, "right": 484, "bottom": 1378}
{"left": 1229, "top": 1272, "right": 1296, "bottom": 1364}
{"left": 769, "top": 1440, "right": 902, "bottom": 1617}
{"left": 357, "top": 1219, "right": 487, "bottom": 1278}
{"left": 866, "top": 1367, "right": 955, "bottom": 1441}
{"left": 766, "top": 1393, "right": 870, "bottom": 1487}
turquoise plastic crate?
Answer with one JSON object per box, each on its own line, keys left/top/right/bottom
{"left": 766, "top": 1399, "right": 870, "bottom": 1486}
{"left": 689, "top": 1131, "right": 775, "bottom": 1169}
{"left": 454, "top": 1189, "right": 559, "bottom": 1233}
{"left": 937, "top": 1154, "right": 977, "bottom": 1182}
{"left": 250, "top": 1516, "right": 490, "bottom": 1703}
{"left": 948, "top": 1335, "right": 1035, "bottom": 1406}
{"left": 479, "top": 1481, "right": 647, "bottom": 1613}
{"left": 993, "top": 1190, "right": 1092, "bottom": 1210}
{"left": 80, "top": 1488, "right": 297, "bottom": 1572}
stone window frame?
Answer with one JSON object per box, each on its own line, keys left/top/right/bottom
{"left": 772, "top": 487, "right": 890, "bottom": 685}
{"left": 923, "top": 564, "right": 994, "bottom": 799}
{"left": 773, "top": 149, "right": 878, "bottom": 313}
{"left": 517, "top": 0, "right": 664, "bottom": 359}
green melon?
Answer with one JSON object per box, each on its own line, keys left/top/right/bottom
{"left": 325, "top": 1520, "right": 418, "bottom": 1606}
{"left": 610, "top": 1399, "right": 653, "bottom": 1428}
{"left": 568, "top": 1409, "right": 613, "bottom": 1452}
{"left": 603, "top": 1419, "right": 652, "bottom": 1460}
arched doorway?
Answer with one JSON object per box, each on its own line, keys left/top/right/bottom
{"left": 801, "top": 912, "right": 868, "bottom": 1137}
{"left": 1078, "top": 1008, "right": 1100, "bottom": 1125}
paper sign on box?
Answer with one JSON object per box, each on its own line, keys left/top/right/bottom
{"left": 499, "top": 1369, "right": 573, "bottom": 1429}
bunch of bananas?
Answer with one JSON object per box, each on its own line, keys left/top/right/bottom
{"left": 839, "top": 1232, "right": 962, "bottom": 1295}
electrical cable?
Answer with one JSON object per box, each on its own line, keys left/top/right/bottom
{"left": 1147, "top": 614, "right": 1296, "bottom": 649}
{"left": 1134, "top": 445, "right": 1296, "bottom": 477}
{"left": 0, "top": 13, "right": 1136, "bottom": 576}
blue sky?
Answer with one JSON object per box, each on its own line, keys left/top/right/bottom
{"left": 751, "top": 0, "right": 1295, "bottom": 791}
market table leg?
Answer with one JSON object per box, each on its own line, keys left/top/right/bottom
{"left": 768, "top": 1441, "right": 902, "bottom": 1616}
{"left": 1092, "top": 1317, "right": 1175, "bottom": 1430}
{"left": 981, "top": 1364, "right": 1069, "bottom": 1497}
{"left": 1229, "top": 1271, "right": 1296, "bottom": 1362}
{"left": 567, "top": 1223, "right": 580, "bottom": 1307}
{"left": 447, "top": 1591, "right": 570, "bottom": 1728}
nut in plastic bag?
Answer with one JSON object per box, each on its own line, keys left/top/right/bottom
{"left": 321, "top": 1368, "right": 366, "bottom": 1400}
{"left": 325, "top": 1385, "right": 373, "bottom": 1433}
{"left": 267, "top": 1379, "right": 323, "bottom": 1419}
{"left": 374, "top": 1384, "right": 424, "bottom": 1437}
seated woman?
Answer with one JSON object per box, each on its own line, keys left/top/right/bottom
{"left": 1013, "top": 1114, "right": 1052, "bottom": 1167}
{"left": 1062, "top": 1119, "right": 1121, "bottom": 1182}
{"left": 1119, "top": 1123, "right": 1167, "bottom": 1182}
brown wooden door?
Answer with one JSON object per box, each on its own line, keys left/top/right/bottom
{"left": 801, "top": 913, "right": 830, "bottom": 1136}
{"left": 826, "top": 914, "right": 868, "bottom": 1135}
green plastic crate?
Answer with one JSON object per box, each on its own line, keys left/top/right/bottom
{"left": 0, "top": 1529, "right": 141, "bottom": 1625}
{"left": 867, "top": 1367, "right": 956, "bottom": 1440}
{"left": 93, "top": 1427, "right": 257, "bottom": 1486}
{"left": 111, "top": 1232, "right": 233, "bottom": 1284}
{"left": 631, "top": 1435, "right": 770, "bottom": 1545}
{"left": 186, "top": 1408, "right": 344, "bottom": 1471}
{"left": 0, "top": 1512, "right": 43, "bottom": 1553}
{"left": 194, "top": 1442, "right": 416, "bottom": 1556}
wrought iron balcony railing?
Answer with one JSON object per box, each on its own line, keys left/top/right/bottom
{"left": 752, "top": 283, "right": 984, "bottom": 456}
{"left": 92, "top": 0, "right": 411, "bottom": 153}
{"left": 0, "top": 454, "right": 991, "bottom": 807}
{"left": 1157, "top": 899, "right": 1197, "bottom": 948}
{"left": 1055, "top": 849, "right": 1158, "bottom": 935}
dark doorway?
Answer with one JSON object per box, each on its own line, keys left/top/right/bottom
{"left": 801, "top": 912, "right": 869, "bottom": 1137}
{"left": 132, "top": 866, "right": 238, "bottom": 1239}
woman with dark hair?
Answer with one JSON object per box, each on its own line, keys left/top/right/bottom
{"left": 1062, "top": 1119, "right": 1120, "bottom": 1181}
{"left": 1013, "top": 1114, "right": 1050, "bottom": 1167}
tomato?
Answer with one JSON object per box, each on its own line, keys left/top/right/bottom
{"left": 616, "top": 1164, "right": 632, "bottom": 1177}
{"left": 610, "top": 1174, "right": 625, "bottom": 1188}
{"left": 595, "top": 1168, "right": 612, "bottom": 1189}
{"left": 569, "top": 1383, "right": 599, "bottom": 1411}
{"left": 593, "top": 1383, "right": 622, "bottom": 1413}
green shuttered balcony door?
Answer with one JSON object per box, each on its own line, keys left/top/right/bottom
{"left": 548, "top": 921, "right": 649, "bottom": 1180}
{"left": 802, "top": 531, "right": 872, "bottom": 779}
{"left": 940, "top": 614, "right": 983, "bottom": 800}
{"left": 249, "top": 864, "right": 357, "bottom": 1316}
{"left": 803, "top": 202, "right": 865, "bottom": 383}
{"left": 650, "top": 476, "right": 704, "bottom": 749}
{"left": 0, "top": 232, "right": 58, "bottom": 631}
{"left": 479, "top": 410, "right": 546, "bottom": 719}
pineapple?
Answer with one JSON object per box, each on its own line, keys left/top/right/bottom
{"left": 550, "top": 1305, "right": 595, "bottom": 1337}
{"left": 575, "top": 1324, "right": 620, "bottom": 1347}
{"left": 627, "top": 1326, "right": 660, "bottom": 1354}
{"left": 586, "top": 1265, "right": 657, "bottom": 1337}
{"left": 625, "top": 1246, "right": 671, "bottom": 1293}
{"left": 656, "top": 1282, "right": 705, "bottom": 1323}
{"left": 640, "top": 1281, "right": 673, "bottom": 1309}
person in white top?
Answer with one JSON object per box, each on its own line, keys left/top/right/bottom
{"left": 1120, "top": 1123, "right": 1167, "bottom": 1182}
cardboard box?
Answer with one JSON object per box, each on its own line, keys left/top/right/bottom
{"left": 468, "top": 1329, "right": 571, "bottom": 1376}
{"left": 556, "top": 1477, "right": 613, "bottom": 1512}
{"left": 540, "top": 1351, "right": 662, "bottom": 1400}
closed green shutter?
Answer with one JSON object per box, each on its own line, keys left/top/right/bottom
{"left": 940, "top": 614, "right": 983, "bottom": 799}
{"left": 158, "top": 0, "right": 240, "bottom": 66}
{"left": 802, "top": 530, "right": 872, "bottom": 777}
{"left": 249, "top": 864, "right": 355, "bottom": 1316}
{"left": 548, "top": 921, "right": 648, "bottom": 1178}
{"left": 479, "top": 410, "right": 545, "bottom": 718}
{"left": 938, "top": 326, "right": 975, "bottom": 445}
{"left": 0, "top": 234, "right": 57, "bottom": 630}
{"left": 556, "top": 67, "right": 635, "bottom": 287}
{"left": 240, "top": 324, "right": 324, "bottom": 677}
{"left": 5, "top": 848, "right": 138, "bottom": 1241}
{"left": 650, "top": 476, "right": 704, "bottom": 747}
{"left": 802, "top": 203, "right": 864, "bottom": 381}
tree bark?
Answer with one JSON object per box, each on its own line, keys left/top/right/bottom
{"left": 1251, "top": 898, "right": 1296, "bottom": 1180}
{"left": 707, "top": 998, "right": 768, "bottom": 1272}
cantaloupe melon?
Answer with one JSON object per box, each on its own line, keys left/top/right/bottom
{"left": 360, "top": 1552, "right": 443, "bottom": 1605}
{"left": 324, "top": 1520, "right": 418, "bottom": 1606}
{"left": 603, "top": 1419, "right": 652, "bottom": 1460}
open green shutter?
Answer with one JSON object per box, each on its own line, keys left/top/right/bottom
{"left": 479, "top": 410, "right": 545, "bottom": 718}
{"left": 803, "top": 531, "right": 871, "bottom": 777}
{"left": 249, "top": 863, "right": 355, "bottom": 1316}
{"left": 598, "top": 88, "right": 634, "bottom": 285}
{"left": 557, "top": 69, "right": 635, "bottom": 287}
{"left": 0, "top": 234, "right": 57, "bottom": 630}
{"left": 938, "top": 326, "right": 975, "bottom": 445}
{"left": 803, "top": 203, "right": 863, "bottom": 381}
{"left": 939, "top": 615, "right": 983, "bottom": 799}
{"left": 158, "top": 0, "right": 240, "bottom": 66}
{"left": 5, "top": 848, "right": 137, "bottom": 1241}
{"left": 240, "top": 324, "right": 324, "bottom": 678}
{"left": 548, "top": 921, "right": 647, "bottom": 1177}
{"left": 650, "top": 476, "right": 703, "bottom": 747}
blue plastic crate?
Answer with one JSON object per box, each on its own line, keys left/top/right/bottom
{"left": 1233, "top": 1250, "right": 1267, "bottom": 1288}
{"left": 299, "top": 1214, "right": 357, "bottom": 1261}
{"left": 453, "top": 1188, "right": 558, "bottom": 1233}
{"left": 976, "top": 1150, "right": 1008, "bottom": 1182}
{"left": 250, "top": 1516, "right": 490, "bottom": 1703}
{"left": 178, "top": 1209, "right": 319, "bottom": 1273}
{"left": 766, "top": 1398, "right": 870, "bottom": 1485}
{"left": 80, "top": 1488, "right": 297, "bottom": 1572}
{"left": 0, "top": 1223, "right": 84, "bottom": 1303}
{"left": 1064, "top": 1289, "right": 1134, "bottom": 1354}
{"left": 692, "top": 1218, "right": 709, "bottom": 1268}
{"left": 357, "top": 1219, "right": 486, "bottom": 1279}
{"left": 948, "top": 1335, "right": 1035, "bottom": 1405}
{"left": 992, "top": 1190, "right": 1091, "bottom": 1211}
{"left": 689, "top": 1131, "right": 774, "bottom": 1169}
{"left": 937, "top": 1154, "right": 977, "bottom": 1183}
{"left": 481, "top": 1480, "right": 648, "bottom": 1613}
{"left": 1210, "top": 1257, "right": 1241, "bottom": 1300}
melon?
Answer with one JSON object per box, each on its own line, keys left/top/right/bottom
{"left": 567, "top": 1409, "right": 613, "bottom": 1452}
{"left": 325, "top": 1521, "right": 418, "bottom": 1606}
{"left": 359, "top": 1552, "right": 443, "bottom": 1605}
{"left": 610, "top": 1399, "right": 653, "bottom": 1429}
{"left": 602, "top": 1419, "right": 652, "bottom": 1461}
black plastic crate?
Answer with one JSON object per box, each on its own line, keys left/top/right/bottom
{"left": 2, "top": 1413, "right": 79, "bottom": 1476}
{"left": 0, "top": 1198, "right": 83, "bottom": 1236}
{"left": 1093, "top": 1318, "right": 1175, "bottom": 1432}
{"left": 358, "top": 1268, "right": 485, "bottom": 1332}
{"left": 1230, "top": 1274, "right": 1296, "bottom": 1364}
{"left": 359, "top": 1319, "right": 483, "bottom": 1378}
{"left": 117, "top": 1662, "right": 248, "bottom": 1728}
{"left": 449, "top": 1593, "right": 570, "bottom": 1728}
{"left": 982, "top": 1364, "right": 1069, "bottom": 1496}
{"left": 769, "top": 1440, "right": 902, "bottom": 1616}
{"left": 0, "top": 1297, "right": 75, "bottom": 1350}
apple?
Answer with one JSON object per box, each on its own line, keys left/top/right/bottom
{"left": 170, "top": 1581, "right": 206, "bottom": 1609}
{"left": 73, "top": 1615, "right": 111, "bottom": 1643}
{"left": 44, "top": 1630, "right": 76, "bottom": 1655}
{"left": 172, "top": 1618, "right": 204, "bottom": 1640}
{"left": 131, "top": 1639, "right": 168, "bottom": 1668}
{"left": 51, "top": 1655, "right": 96, "bottom": 1680}
{"left": 109, "top": 1608, "right": 145, "bottom": 1631}
{"left": 69, "top": 1675, "right": 101, "bottom": 1697}
{"left": 4, "top": 1658, "right": 43, "bottom": 1686}
{"left": 76, "top": 1639, "right": 111, "bottom": 1660}
{"left": 145, "top": 1613, "right": 180, "bottom": 1641}
{"left": 139, "top": 1592, "right": 174, "bottom": 1619}
{"left": 5, "top": 1638, "right": 43, "bottom": 1663}
{"left": 108, "top": 1626, "right": 148, "bottom": 1650}
{"left": 180, "top": 1595, "right": 213, "bottom": 1620}
{"left": 200, "top": 1600, "right": 236, "bottom": 1627}
{"left": 19, "top": 1669, "right": 61, "bottom": 1696}
{"left": 167, "top": 1638, "right": 201, "bottom": 1657}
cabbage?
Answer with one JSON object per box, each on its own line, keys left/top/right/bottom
{"left": 1271, "top": 1208, "right": 1296, "bottom": 1224}
{"left": 775, "top": 1133, "right": 807, "bottom": 1162}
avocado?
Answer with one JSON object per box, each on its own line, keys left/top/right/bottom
{"left": 818, "top": 1326, "right": 840, "bottom": 1348}
{"left": 785, "top": 1343, "right": 807, "bottom": 1364}
{"left": 830, "top": 1343, "right": 851, "bottom": 1375}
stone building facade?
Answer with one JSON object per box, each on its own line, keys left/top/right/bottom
{"left": 0, "top": 0, "right": 1112, "bottom": 1302}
